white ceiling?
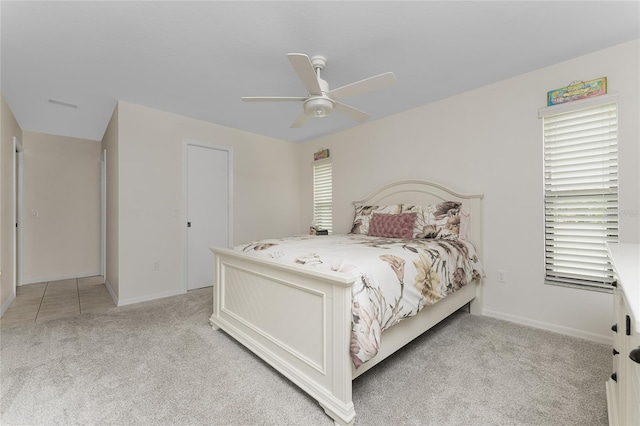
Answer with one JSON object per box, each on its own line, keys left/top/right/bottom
{"left": 2, "top": 1, "right": 639, "bottom": 143}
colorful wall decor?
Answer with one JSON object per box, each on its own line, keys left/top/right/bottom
{"left": 547, "top": 77, "right": 607, "bottom": 106}
{"left": 314, "top": 148, "right": 330, "bottom": 161}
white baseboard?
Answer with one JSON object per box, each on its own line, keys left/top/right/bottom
{"left": 483, "top": 308, "right": 612, "bottom": 345}
{"left": 104, "top": 279, "right": 119, "bottom": 306}
{"left": 0, "top": 293, "right": 16, "bottom": 318}
{"left": 21, "top": 271, "right": 101, "bottom": 286}
{"left": 97, "top": 279, "right": 184, "bottom": 308}
{"left": 96, "top": 278, "right": 185, "bottom": 309}
{"left": 116, "top": 289, "right": 185, "bottom": 307}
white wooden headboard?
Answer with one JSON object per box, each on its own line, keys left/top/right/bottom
{"left": 352, "top": 179, "right": 484, "bottom": 256}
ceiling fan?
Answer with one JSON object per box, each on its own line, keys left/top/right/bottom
{"left": 242, "top": 53, "right": 396, "bottom": 128}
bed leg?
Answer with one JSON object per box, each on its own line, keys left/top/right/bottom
{"left": 469, "top": 294, "right": 483, "bottom": 315}
{"left": 208, "top": 315, "right": 220, "bottom": 330}
{"left": 320, "top": 403, "right": 355, "bottom": 426}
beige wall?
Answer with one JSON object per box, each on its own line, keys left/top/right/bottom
{"left": 300, "top": 39, "right": 640, "bottom": 343}
{"left": 0, "top": 93, "right": 23, "bottom": 315}
{"left": 21, "top": 131, "right": 102, "bottom": 283}
{"left": 101, "top": 105, "right": 119, "bottom": 300}
{"left": 114, "top": 101, "right": 301, "bottom": 304}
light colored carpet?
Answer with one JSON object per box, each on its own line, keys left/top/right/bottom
{"left": 0, "top": 287, "right": 609, "bottom": 425}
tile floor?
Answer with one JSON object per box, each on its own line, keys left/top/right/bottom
{"left": 0, "top": 276, "right": 115, "bottom": 329}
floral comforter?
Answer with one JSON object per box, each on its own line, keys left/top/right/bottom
{"left": 234, "top": 234, "right": 484, "bottom": 367}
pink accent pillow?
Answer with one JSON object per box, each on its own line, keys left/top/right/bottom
{"left": 350, "top": 204, "right": 402, "bottom": 235}
{"left": 367, "top": 212, "right": 417, "bottom": 239}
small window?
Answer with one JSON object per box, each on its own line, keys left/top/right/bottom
{"left": 313, "top": 158, "right": 332, "bottom": 234}
{"left": 542, "top": 100, "right": 618, "bottom": 290}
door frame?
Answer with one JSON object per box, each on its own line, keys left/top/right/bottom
{"left": 13, "top": 137, "right": 24, "bottom": 289}
{"left": 100, "top": 149, "right": 106, "bottom": 277}
{"left": 181, "top": 139, "right": 233, "bottom": 293}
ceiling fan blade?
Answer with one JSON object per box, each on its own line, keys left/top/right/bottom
{"left": 242, "top": 96, "right": 307, "bottom": 102}
{"left": 328, "top": 72, "right": 396, "bottom": 100}
{"left": 291, "top": 111, "right": 308, "bottom": 128}
{"left": 334, "top": 102, "right": 370, "bottom": 123}
{"left": 287, "top": 53, "right": 323, "bottom": 96}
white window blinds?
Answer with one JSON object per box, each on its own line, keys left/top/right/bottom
{"left": 542, "top": 101, "right": 618, "bottom": 290}
{"left": 313, "top": 158, "right": 332, "bottom": 234}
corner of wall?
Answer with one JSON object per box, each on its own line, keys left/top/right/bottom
{"left": 104, "top": 278, "right": 119, "bottom": 306}
{"left": 0, "top": 92, "right": 23, "bottom": 313}
{"left": 101, "top": 101, "right": 119, "bottom": 300}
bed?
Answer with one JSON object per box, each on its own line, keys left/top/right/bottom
{"left": 209, "top": 180, "right": 483, "bottom": 425}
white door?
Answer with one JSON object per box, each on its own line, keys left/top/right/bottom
{"left": 186, "top": 144, "right": 231, "bottom": 290}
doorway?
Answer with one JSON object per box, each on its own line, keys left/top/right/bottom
{"left": 183, "top": 141, "right": 233, "bottom": 291}
{"left": 13, "top": 137, "right": 23, "bottom": 291}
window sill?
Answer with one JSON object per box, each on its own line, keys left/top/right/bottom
{"left": 544, "top": 280, "right": 614, "bottom": 294}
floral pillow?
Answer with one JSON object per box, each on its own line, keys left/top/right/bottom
{"left": 367, "top": 212, "right": 417, "bottom": 239}
{"left": 401, "top": 201, "right": 468, "bottom": 240}
{"left": 349, "top": 204, "right": 402, "bottom": 235}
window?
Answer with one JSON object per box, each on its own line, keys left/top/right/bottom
{"left": 541, "top": 98, "right": 618, "bottom": 290}
{"left": 313, "top": 158, "right": 332, "bottom": 234}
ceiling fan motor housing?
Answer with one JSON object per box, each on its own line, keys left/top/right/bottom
{"left": 304, "top": 70, "right": 333, "bottom": 117}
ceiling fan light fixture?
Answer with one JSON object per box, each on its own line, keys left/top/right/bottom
{"left": 304, "top": 97, "right": 334, "bottom": 118}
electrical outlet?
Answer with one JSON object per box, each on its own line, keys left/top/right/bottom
{"left": 497, "top": 270, "right": 507, "bottom": 283}
{"left": 152, "top": 262, "right": 160, "bottom": 271}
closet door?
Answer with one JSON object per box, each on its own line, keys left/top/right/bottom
{"left": 186, "top": 143, "right": 231, "bottom": 290}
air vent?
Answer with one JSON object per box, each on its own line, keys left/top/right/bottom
{"left": 47, "top": 98, "right": 78, "bottom": 109}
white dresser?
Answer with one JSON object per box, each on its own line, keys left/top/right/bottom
{"left": 606, "top": 243, "right": 640, "bottom": 426}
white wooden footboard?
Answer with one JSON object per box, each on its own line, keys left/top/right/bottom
{"left": 209, "top": 247, "right": 359, "bottom": 425}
